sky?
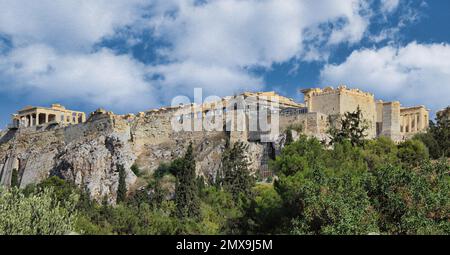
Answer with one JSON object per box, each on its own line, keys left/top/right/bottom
{"left": 0, "top": 0, "right": 449, "bottom": 128}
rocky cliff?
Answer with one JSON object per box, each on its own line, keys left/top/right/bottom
{"left": 0, "top": 109, "right": 269, "bottom": 203}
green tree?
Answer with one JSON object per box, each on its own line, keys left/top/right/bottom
{"left": 327, "top": 106, "right": 369, "bottom": 147}
{"left": 242, "top": 184, "right": 285, "bottom": 234}
{"left": 116, "top": 164, "right": 127, "bottom": 203}
{"left": 367, "top": 160, "right": 450, "bottom": 234}
{"left": 287, "top": 170, "right": 379, "bottom": 235}
{"left": 34, "top": 176, "right": 81, "bottom": 207}
{"left": 130, "top": 163, "right": 141, "bottom": 177}
{"left": 429, "top": 111, "right": 450, "bottom": 157}
{"left": 397, "top": 139, "right": 429, "bottom": 168}
{"left": 0, "top": 187, "right": 78, "bottom": 235}
{"left": 220, "top": 141, "right": 255, "bottom": 201}
{"left": 270, "top": 135, "right": 327, "bottom": 177}
{"left": 285, "top": 129, "right": 294, "bottom": 146}
{"left": 11, "top": 168, "right": 19, "bottom": 188}
{"left": 174, "top": 143, "right": 200, "bottom": 219}
{"left": 271, "top": 137, "right": 378, "bottom": 234}
{"left": 362, "top": 137, "right": 399, "bottom": 171}
{"left": 413, "top": 133, "right": 440, "bottom": 159}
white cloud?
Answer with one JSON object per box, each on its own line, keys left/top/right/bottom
{"left": 149, "top": 62, "right": 263, "bottom": 102}
{"left": 142, "top": 0, "right": 387, "bottom": 100}
{"left": 0, "top": 0, "right": 149, "bottom": 50}
{"left": 0, "top": 44, "right": 157, "bottom": 112}
{"left": 381, "top": 0, "right": 400, "bottom": 13}
{"left": 320, "top": 42, "right": 450, "bottom": 112}
{"left": 150, "top": 0, "right": 375, "bottom": 67}
{"left": 0, "top": 44, "right": 261, "bottom": 112}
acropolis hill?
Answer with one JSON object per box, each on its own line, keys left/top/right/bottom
{"left": 0, "top": 85, "right": 430, "bottom": 203}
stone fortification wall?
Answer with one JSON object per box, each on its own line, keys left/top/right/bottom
{"left": 303, "top": 86, "right": 377, "bottom": 138}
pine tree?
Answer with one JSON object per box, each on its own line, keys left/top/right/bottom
{"left": 175, "top": 142, "right": 200, "bottom": 219}
{"left": 11, "top": 168, "right": 19, "bottom": 188}
{"left": 116, "top": 164, "right": 127, "bottom": 203}
{"left": 285, "top": 129, "right": 294, "bottom": 146}
{"left": 221, "top": 141, "right": 255, "bottom": 201}
{"left": 327, "top": 106, "right": 369, "bottom": 147}
{"left": 430, "top": 110, "right": 450, "bottom": 157}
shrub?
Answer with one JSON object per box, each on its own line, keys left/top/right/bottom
{"left": 0, "top": 187, "right": 78, "bottom": 235}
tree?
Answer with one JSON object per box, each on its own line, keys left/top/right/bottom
{"left": 272, "top": 137, "right": 378, "bottom": 234}
{"left": 242, "top": 184, "right": 285, "bottom": 234}
{"left": 367, "top": 160, "right": 450, "bottom": 234}
{"left": 0, "top": 187, "right": 78, "bottom": 235}
{"left": 287, "top": 170, "right": 379, "bottom": 235}
{"left": 174, "top": 143, "right": 200, "bottom": 219}
{"left": 397, "top": 139, "right": 429, "bottom": 168}
{"left": 116, "top": 164, "right": 127, "bottom": 203}
{"left": 270, "top": 135, "right": 327, "bottom": 177}
{"left": 36, "top": 176, "right": 80, "bottom": 207}
{"left": 327, "top": 106, "right": 369, "bottom": 147}
{"left": 362, "top": 137, "right": 399, "bottom": 171}
{"left": 429, "top": 111, "right": 450, "bottom": 157}
{"left": 130, "top": 163, "right": 141, "bottom": 177}
{"left": 220, "top": 141, "right": 255, "bottom": 201}
{"left": 285, "top": 129, "right": 294, "bottom": 146}
{"left": 11, "top": 168, "right": 19, "bottom": 188}
{"left": 413, "top": 133, "right": 441, "bottom": 159}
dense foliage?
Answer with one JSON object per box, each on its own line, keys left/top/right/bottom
{"left": 0, "top": 186, "right": 78, "bottom": 235}
{"left": 268, "top": 136, "right": 450, "bottom": 234}
{"left": 415, "top": 111, "right": 450, "bottom": 159}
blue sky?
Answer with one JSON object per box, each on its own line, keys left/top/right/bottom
{"left": 1, "top": 0, "right": 450, "bottom": 128}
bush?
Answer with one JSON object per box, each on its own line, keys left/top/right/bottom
{"left": 242, "top": 184, "right": 284, "bottom": 234}
{"left": 130, "top": 164, "right": 142, "bottom": 177}
{"left": 363, "top": 137, "right": 399, "bottom": 170}
{"left": 270, "top": 135, "right": 450, "bottom": 235}
{"left": 0, "top": 187, "right": 78, "bottom": 235}
{"left": 368, "top": 160, "right": 450, "bottom": 234}
{"left": 413, "top": 133, "right": 441, "bottom": 160}
{"left": 397, "top": 140, "right": 429, "bottom": 168}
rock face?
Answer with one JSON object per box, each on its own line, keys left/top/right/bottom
{"left": 0, "top": 109, "right": 271, "bottom": 203}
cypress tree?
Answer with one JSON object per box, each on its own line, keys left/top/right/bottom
{"left": 116, "top": 164, "right": 127, "bottom": 203}
{"left": 175, "top": 142, "right": 200, "bottom": 219}
{"left": 221, "top": 141, "right": 254, "bottom": 201}
{"left": 285, "top": 129, "right": 294, "bottom": 146}
{"left": 11, "top": 168, "right": 19, "bottom": 188}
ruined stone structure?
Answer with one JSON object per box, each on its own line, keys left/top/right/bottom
{"left": 9, "top": 104, "right": 86, "bottom": 129}
{"left": 301, "top": 85, "right": 429, "bottom": 141}
{"left": 302, "top": 86, "right": 377, "bottom": 138}
{"left": 0, "top": 86, "right": 431, "bottom": 202}
{"left": 399, "top": 106, "right": 429, "bottom": 139}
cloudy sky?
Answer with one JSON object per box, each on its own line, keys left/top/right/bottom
{"left": 0, "top": 0, "right": 449, "bottom": 127}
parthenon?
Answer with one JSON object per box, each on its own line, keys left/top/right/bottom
{"left": 9, "top": 104, "right": 86, "bottom": 129}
